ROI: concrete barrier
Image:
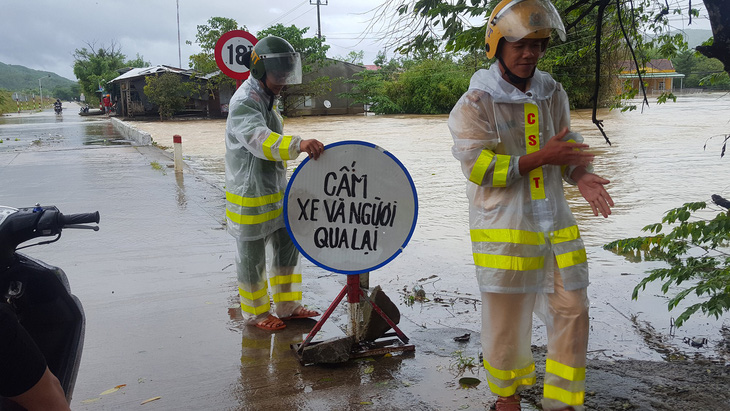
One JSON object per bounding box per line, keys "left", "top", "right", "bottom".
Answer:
{"left": 111, "top": 117, "right": 152, "bottom": 146}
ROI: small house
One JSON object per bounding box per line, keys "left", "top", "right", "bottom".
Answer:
{"left": 108, "top": 65, "right": 208, "bottom": 118}
{"left": 213, "top": 58, "right": 368, "bottom": 117}
{"left": 618, "top": 59, "right": 685, "bottom": 93}
{"left": 287, "top": 58, "right": 367, "bottom": 116}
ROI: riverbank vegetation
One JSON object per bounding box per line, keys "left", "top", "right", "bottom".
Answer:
{"left": 605, "top": 198, "right": 730, "bottom": 327}
{"left": 0, "top": 89, "right": 36, "bottom": 114}
{"left": 72, "top": 41, "right": 149, "bottom": 108}
{"left": 674, "top": 47, "right": 730, "bottom": 89}
{"left": 143, "top": 73, "right": 195, "bottom": 120}
{"left": 0, "top": 90, "right": 13, "bottom": 114}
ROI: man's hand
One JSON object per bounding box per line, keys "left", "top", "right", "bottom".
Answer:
{"left": 300, "top": 139, "right": 325, "bottom": 160}
{"left": 575, "top": 171, "right": 613, "bottom": 218}
{"left": 518, "top": 127, "right": 594, "bottom": 175}
{"left": 541, "top": 127, "right": 594, "bottom": 167}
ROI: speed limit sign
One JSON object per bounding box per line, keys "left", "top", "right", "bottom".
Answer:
{"left": 214, "top": 30, "right": 258, "bottom": 80}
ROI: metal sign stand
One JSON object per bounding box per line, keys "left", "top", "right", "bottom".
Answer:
{"left": 285, "top": 142, "right": 419, "bottom": 364}
{"left": 292, "top": 273, "right": 414, "bottom": 363}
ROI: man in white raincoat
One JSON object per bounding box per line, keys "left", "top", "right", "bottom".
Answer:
{"left": 448, "top": 1, "right": 614, "bottom": 410}
{"left": 225, "top": 36, "right": 324, "bottom": 331}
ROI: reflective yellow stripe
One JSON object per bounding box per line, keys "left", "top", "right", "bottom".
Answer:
{"left": 279, "top": 135, "right": 293, "bottom": 160}
{"left": 471, "top": 229, "right": 545, "bottom": 245}
{"left": 474, "top": 253, "right": 544, "bottom": 271}
{"left": 487, "top": 377, "right": 537, "bottom": 397}
{"left": 493, "top": 154, "right": 510, "bottom": 187}
{"left": 269, "top": 274, "right": 302, "bottom": 286}
{"left": 550, "top": 225, "right": 580, "bottom": 244}
{"left": 272, "top": 291, "right": 302, "bottom": 303}
{"left": 469, "top": 150, "right": 495, "bottom": 185}
{"left": 546, "top": 358, "right": 586, "bottom": 381}
{"left": 555, "top": 248, "right": 587, "bottom": 268}
{"left": 242, "top": 339, "right": 272, "bottom": 350}
{"left": 226, "top": 207, "right": 282, "bottom": 226}
{"left": 484, "top": 360, "right": 535, "bottom": 381}
{"left": 527, "top": 169, "right": 545, "bottom": 197}
{"left": 226, "top": 190, "right": 284, "bottom": 208}
{"left": 528, "top": 168, "right": 545, "bottom": 200}
{"left": 240, "top": 301, "right": 270, "bottom": 315}
{"left": 238, "top": 286, "right": 269, "bottom": 301}
{"left": 262, "top": 132, "right": 279, "bottom": 160}
{"left": 524, "top": 104, "right": 539, "bottom": 153}
{"left": 274, "top": 340, "right": 294, "bottom": 351}
{"left": 524, "top": 103, "right": 545, "bottom": 200}
{"left": 543, "top": 384, "right": 584, "bottom": 406}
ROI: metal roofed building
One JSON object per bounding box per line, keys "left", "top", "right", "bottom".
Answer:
{"left": 619, "top": 59, "right": 686, "bottom": 94}
{"left": 109, "top": 65, "right": 207, "bottom": 118}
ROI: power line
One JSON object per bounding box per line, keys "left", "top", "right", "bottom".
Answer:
{"left": 283, "top": 7, "right": 315, "bottom": 28}
{"left": 263, "top": 0, "right": 309, "bottom": 28}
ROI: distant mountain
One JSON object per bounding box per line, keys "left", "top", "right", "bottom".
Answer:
{"left": 674, "top": 29, "right": 713, "bottom": 49}
{"left": 0, "top": 62, "right": 76, "bottom": 92}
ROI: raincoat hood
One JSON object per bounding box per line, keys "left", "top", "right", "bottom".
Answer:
{"left": 468, "top": 63, "right": 558, "bottom": 104}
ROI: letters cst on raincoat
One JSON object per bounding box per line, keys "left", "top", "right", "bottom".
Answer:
{"left": 448, "top": 64, "right": 590, "bottom": 294}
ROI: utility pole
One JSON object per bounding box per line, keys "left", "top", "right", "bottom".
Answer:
{"left": 177, "top": 0, "right": 182, "bottom": 68}
{"left": 38, "top": 74, "right": 50, "bottom": 110}
{"left": 309, "top": 0, "right": 328, "bottom": 39}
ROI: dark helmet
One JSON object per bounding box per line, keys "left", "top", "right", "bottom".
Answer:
{"left": 249, "top": 36, "right": 302, "bottom": 85}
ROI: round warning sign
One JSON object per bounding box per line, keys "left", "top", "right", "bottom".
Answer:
{"left": 284, "top": 141, "right": 418, "bottom": 275}
{"left": 214, "top": 30, "right": 257, "bottom": 80}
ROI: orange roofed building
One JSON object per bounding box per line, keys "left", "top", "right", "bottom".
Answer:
{"left": 618, "top": 59, "right": 685, "bottom": 93}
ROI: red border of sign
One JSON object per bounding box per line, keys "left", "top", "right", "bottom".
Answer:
{"left": 214, "top": 30, "right": 258, "bottom": 80}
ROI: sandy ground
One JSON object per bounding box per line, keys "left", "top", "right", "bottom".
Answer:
{"left": 123, "top": 116, "right": 730, "bottom": 410}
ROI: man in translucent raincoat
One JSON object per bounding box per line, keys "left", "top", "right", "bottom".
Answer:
{"left": 448, "top": 1, "right": 613, "bottom": 410}
{"left": 225, "top": 36, "right": 324, "bottom": 331}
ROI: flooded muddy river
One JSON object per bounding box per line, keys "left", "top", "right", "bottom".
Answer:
{"left": 134, "top": 92, "right": 730, "bottom": 364}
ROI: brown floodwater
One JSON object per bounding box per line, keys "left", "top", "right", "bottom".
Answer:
{"left": 138, "top": 91, "right": 730, "bottom": 362}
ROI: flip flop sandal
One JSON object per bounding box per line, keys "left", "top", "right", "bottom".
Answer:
{"left": 281, "top": 308, "right": 320, "bottom": 320}
{"left": 254, "top": 317, "right": 286, "bottom": 331}
{"left": 490, "top": 395, "right": 521, "bottom": 411}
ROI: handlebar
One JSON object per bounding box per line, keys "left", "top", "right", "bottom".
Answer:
{"left": 0, "top": 205, "right": 100, "bottom": 263}
{"left": 61, "top": 212, "right": 100, "bottom": 226}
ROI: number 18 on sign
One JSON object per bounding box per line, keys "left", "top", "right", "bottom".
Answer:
{"left": 214, "top": 30, "right": 258, "bottom": 81}
{"left": 284, "top": 141, "right": 418, "bottom": 275}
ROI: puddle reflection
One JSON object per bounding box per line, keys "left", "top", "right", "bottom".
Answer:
{"left": 0, "top": 109, "right": 129, "bottom": 150}
{"left": 227, "top": 305, "right": 421, "bottom": 408}
{"left": 175, "top": 172, "right": 187, "bottom": 209}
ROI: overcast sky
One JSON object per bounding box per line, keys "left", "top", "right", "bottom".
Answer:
{"left": 1, "top": 0, "right": 712, "bottom": 82}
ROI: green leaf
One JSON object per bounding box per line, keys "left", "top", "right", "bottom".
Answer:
{"left": 458, "top": 377, "right": 481, "bottom": 388}
{"left": 608, "top": 200, "right": 730, "bottom": 326}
